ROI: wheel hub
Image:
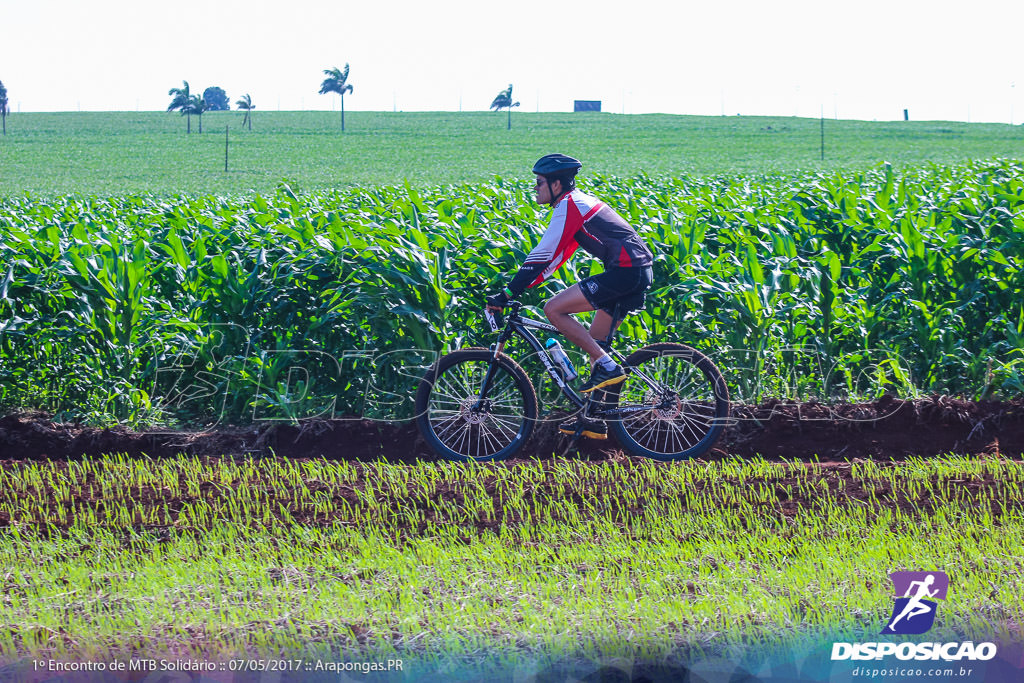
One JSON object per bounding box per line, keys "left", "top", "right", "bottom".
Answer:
{"left": 648, "top": 392, "right": 682, "bottom": 421}
{"left": 459, "top": 399, "right": 491, "bottom": 425}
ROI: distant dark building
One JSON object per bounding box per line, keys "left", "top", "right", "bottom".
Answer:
{"left": 574, "top": 100, "right": 601, "bottom": 112}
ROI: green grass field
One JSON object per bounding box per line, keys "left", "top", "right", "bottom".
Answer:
{"left": 1, "top": 111, "right": 1021, "bottom": 196}
{"left": 1, "top": 456, "right": 1020, "bottom": 665}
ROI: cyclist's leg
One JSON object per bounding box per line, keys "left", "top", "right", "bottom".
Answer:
{"left": 543, "top": 285, "right": 605, "bottom": 363}
{"left": 554, "top": 267, "right": 648, "bottom": 362}
{"left": 588, "top": 309, "right": 625, "bottom": 346}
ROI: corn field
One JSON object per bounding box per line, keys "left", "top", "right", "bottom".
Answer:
{"left": 1, "top": 159, "right": 1023, "bottom": 426}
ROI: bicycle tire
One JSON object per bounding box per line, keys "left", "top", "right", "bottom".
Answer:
{"left": 415, "top": 348, "right": 538, "bottom": 462}
{"left": 605, "top": 342, "right": 730, "bottom": 460}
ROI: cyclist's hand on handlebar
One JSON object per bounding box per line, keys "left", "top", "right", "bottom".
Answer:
{"left": 486, "top": 291, "right": 511, "bottom": 311}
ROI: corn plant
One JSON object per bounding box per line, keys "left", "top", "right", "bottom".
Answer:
{"left": 2, "top": 161, "right": 1023, "bottom": 425}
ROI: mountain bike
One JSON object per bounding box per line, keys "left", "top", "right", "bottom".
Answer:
{"left": 414, "top": 301, "right": 730, "bottom": 462}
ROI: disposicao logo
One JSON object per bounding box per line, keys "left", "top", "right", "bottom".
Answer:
{"left": 881, "top": 570, "right": 948, "bottom": 635}
{"left": 831, "top": 570, "right": 998, "bottom": 663}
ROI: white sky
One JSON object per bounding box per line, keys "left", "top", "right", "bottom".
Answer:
{"left": 2, "top": 0, "right": 1022, "bottom": 123}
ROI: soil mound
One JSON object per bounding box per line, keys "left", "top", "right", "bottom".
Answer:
{"left": 1, "top": 396, "right": 1022, "bottom": 462}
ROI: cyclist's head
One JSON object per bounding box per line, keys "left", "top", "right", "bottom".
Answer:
{"left": 532, "top": 153, "right": 582, "bottom": 205}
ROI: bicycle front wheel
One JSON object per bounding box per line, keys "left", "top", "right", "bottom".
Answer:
{"left": 415, "top": 349, "right": 537, "bottom": 462}
{"left": 606, "top": 343, "right": 730, "bottom": 460}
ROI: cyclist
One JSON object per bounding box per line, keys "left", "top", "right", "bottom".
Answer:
{"left": 486, "top": 153, "right": 654, "bottom": 440}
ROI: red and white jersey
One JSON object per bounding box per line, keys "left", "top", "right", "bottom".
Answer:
{"left": 522, "top": 189, "right": 654, "bottom": 288}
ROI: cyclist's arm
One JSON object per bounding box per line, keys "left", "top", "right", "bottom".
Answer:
{"left": 504, "top": 200, "right": 577, "bottom": 298}
{"left": 504, "top": 262, "right": 548, "bottom": 299}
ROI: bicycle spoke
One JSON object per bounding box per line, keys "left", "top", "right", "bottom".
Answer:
{"left": 432, "top": 412, "right": 467, "bottom": 440}
{"left": 626, "top": 415, "right": 662, "bottom": 446}
{"left": 486, "top": 412, "right": 522, "bottom": 435}
{"left": 478, "top": 423, "right": 504, "bottom": 456}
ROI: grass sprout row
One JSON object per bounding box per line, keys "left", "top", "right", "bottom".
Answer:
{"left": 0, "top": 455, "right": 1021, "bottom": 661}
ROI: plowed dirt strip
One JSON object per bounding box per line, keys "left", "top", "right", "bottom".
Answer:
{"left": 1, "top": 456, "right": 1022, "bottom": 534}
{"left": 2, "top": 396, "right": 1023, "bottom": 461}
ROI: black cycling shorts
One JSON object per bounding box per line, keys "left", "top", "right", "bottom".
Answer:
{"left": 578, "top": 266, "right": 653, "bottom": 317}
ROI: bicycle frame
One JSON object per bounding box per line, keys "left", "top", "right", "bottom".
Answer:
{"left": 479, "top": 303, "right": 671, "bottom": 418}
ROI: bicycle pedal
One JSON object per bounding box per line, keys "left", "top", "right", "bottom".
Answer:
{"left": 559, "top": 424, "right": 587, "bottom": 439}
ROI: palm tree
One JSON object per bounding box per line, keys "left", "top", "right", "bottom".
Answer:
{"left": 189, "top": 94, "right": 208, "bottom": 133}
{"left": 0, "top": 81, "right": 8, "bottom": 136}
{"left": 490, "top": 84, "right": 520, "bottom": 130}
{"left": 319, "top": 64, "right": 354, "bottom": 131}
{"left": 167, "top": 80, "right": 193, "bottom": 133}
{"left": 236, "top": 93, "right": 254, "bottom": 131}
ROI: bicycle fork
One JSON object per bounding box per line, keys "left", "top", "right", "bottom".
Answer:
{"left": 472, "top": 334, "right": 512, "bottom": 411}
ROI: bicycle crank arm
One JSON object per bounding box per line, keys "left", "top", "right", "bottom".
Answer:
{"left": 593, "top": 396, "right": 679, "bottom": 418}
{"left": 593, "top": 405, "right": 655, "bottom": 418}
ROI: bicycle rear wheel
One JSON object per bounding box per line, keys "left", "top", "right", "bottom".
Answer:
{"left": 605, "top": 343, "right": 730, "bottom": 460}
{"left": 415, "top": 349, "right": 537, "bottom": 462}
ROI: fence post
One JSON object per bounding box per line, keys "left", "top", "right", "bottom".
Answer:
{"left": 820, "top": 107, "right": 825, "bottom": 161}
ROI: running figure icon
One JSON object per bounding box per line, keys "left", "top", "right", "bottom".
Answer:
{"left": 887, "top": 574, "right": 938, "bottom": 631}
{"left": 882, "top": 571, "right": 949, "bottom": 635}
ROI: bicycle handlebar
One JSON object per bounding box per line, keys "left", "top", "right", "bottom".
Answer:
{"left": 484, "top": 300, "right": 524, "bottom": 332}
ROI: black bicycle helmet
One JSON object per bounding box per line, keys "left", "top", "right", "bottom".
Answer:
{"left": 532, "top": 153, "right": 583, "bottom": 176}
